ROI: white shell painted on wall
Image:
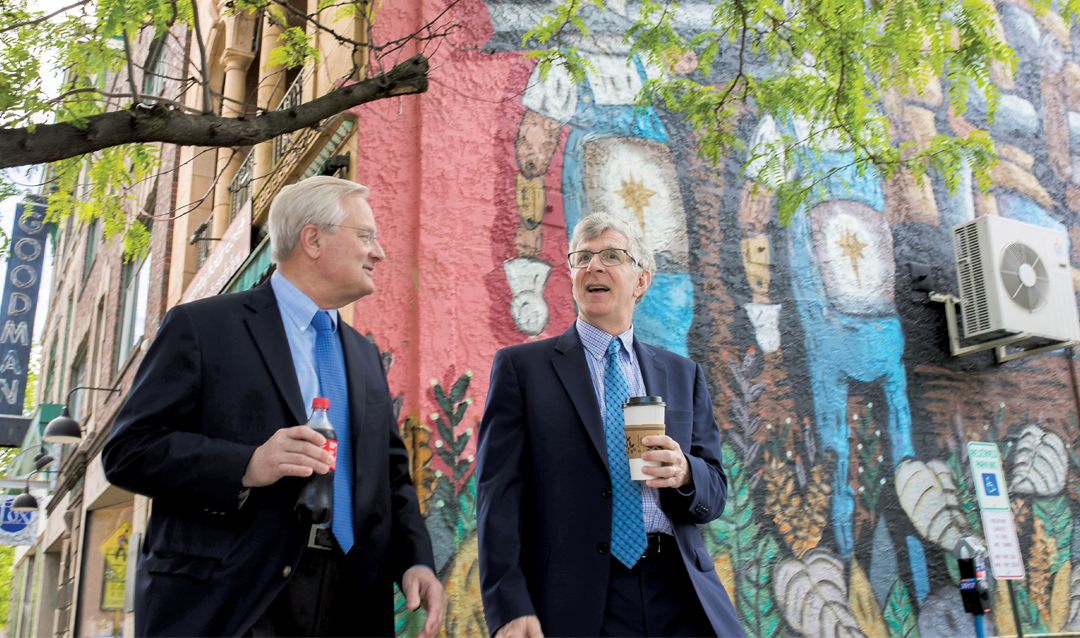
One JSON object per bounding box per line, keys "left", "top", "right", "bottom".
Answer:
{"left": 895, "top": 458, "right": 970, "bottom": 551}
{"left": 1009, "top": 423, "right": 1068, "bottom": 496}
{"left": 773, "top": 548, "right": 867, "bottom": 638}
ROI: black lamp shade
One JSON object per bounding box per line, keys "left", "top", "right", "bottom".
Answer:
{"left": 11, "top": 491, "right": 37, "bottom": 512}
{"left": 43, "top": 407, "right": 81, "bottom": 444}
{"left": 33, "top": 453, "right": 54, "bottom": 471}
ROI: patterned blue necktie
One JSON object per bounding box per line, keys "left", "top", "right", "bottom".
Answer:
{"left": 311, "top": 310, "right": 354, "bottom": 554}
{"left": 603, "top": 338, "right": 647, "bottom": 568}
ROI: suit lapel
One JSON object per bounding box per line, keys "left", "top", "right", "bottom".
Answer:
{"left": 634, "top": 339, "right": 668, "bottom": 402}
{"left": 338, "top": 326, "right": 369, "bottom": 457}
{"left": 243, "top": 283, "right": 307, "bottom": 426}
{"left": 552, "top": 325, "right": 609, "bottom": 472}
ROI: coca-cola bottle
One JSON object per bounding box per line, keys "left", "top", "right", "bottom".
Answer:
{"left": 294, "top": 397, "right": 337, "bottom": 524}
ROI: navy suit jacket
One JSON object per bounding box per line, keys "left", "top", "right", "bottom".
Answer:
{"left": 476, "top": 324, "right": 745, "bottom": 637}
{"left": 102, "top": 281, "right": 433, "bottom": 637}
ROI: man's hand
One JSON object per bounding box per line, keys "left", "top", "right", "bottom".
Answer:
{"left": 241, "top": 426, "right": 333, "bottom": 488}
{"left": 402, "top": 566, "right": 447, "bottom": 638}
{"left": 495, "top": 615, "right": 544, "bottom": 638}
{"left": 641, "top": 435, "right": 692, "bottom": 489}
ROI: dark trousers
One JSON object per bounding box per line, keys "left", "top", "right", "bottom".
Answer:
{"left": 245, "top": 532, "right": 359, "bottom": 637}
{"left": 600, "top": 534, "right": 716, "bottom": 637}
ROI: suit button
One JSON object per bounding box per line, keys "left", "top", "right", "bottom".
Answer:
{"left": 601, "top": 488, "right": 612, "bottom": 499}
{"left": 282, "top": 565, "right": 292, "bottom": 578}
{"left": 597, "top": 542, "right": 609, "bottom": 554}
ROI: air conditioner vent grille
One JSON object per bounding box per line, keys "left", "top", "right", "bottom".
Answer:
{"left": 954, "top": 223, "right": 991, "bottom": 334}
{"left": 999, "top": 241, "right": 1050, "bottom": 311}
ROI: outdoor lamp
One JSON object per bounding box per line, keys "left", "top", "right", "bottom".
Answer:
{"left": 43, "top": 386, "right": 121, "bottom": 444}
{"left": 11, "top": 485, "right": 37, "bottom": 512}
{"left": 33, "top": 448, "right": 54, "bottom": 471}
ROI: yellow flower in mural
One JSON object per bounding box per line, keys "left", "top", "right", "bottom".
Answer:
{"left": 615, "top": 171, "right": 657, "bottom": 231}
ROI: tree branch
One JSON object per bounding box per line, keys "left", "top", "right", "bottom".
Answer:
{"left": 0, "top": 54, "right": 429, "bottom": 169}
{"left": 0, "top": 0, "right": 91, "bottom": 34}
{"left": 122, "top": 30, "right": 143, "bottom": 105}
{"left": 189, "top": 0, "right": 213, "bottom": 114}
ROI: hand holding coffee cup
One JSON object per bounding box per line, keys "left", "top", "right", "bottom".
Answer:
{"left": 640, "top": 435, "right": 691, "bottom": 489}
{"left": 622, "top": 396, "right": 691, "bottom": 488}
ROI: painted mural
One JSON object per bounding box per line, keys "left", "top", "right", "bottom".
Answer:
{"left": 361, "top": 0, "right": 1080, "bottom": 635}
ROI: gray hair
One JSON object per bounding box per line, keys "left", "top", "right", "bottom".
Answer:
{"left": 269, "top": 176, "right": 370, "bottom": 263}
{"left": 568, "top": 213, "right": 656, "bottom": 276}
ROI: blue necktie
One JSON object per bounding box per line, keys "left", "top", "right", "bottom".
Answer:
{"left": 603, "top": 338, "right": 647, "bottom": 568}
{"left": 311, "top": 310, "right": 354, "bottom": 554}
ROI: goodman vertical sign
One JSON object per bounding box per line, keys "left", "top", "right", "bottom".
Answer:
{"left": 0, "top": 197, "right": 49, "bottom": 445}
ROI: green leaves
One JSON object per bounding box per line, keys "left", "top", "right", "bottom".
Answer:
{"left": 705, "top": 442, "right": 755, "bottom": 556}
{"left": 883, "top": 579, "right": 921, "bottom": 638}
{"left": 44, "top": 144, "right": 159, "bottom": 261}
{"left": 740, "top": 534, "right": 783, "bottom": 638}
{"left": 527, "top": 0, "right": 1024, "bottom": 221}
{"left": 703, "top": 443, "right": 785, "bottom": 638}
{"left": 266, "top": 26, "right": 321, "bottom": 70}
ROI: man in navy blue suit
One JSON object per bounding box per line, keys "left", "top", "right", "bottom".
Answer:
{"left": 476, "top": 213, "right": 745, "bottom": 637}
{"left": 103, "top": 177, "right": 445, "bottom": 637}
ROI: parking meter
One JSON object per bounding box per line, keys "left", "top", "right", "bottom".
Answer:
{"left": 954, "top": 537, "right": 991, "bottom": 637}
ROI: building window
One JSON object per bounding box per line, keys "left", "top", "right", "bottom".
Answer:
{"left": 44, "top": 341, "right": 56, "bottom": 403}
{"left": 117, "top": 244, "right": 151, "bottom": 368}
{"left": 83, "top": 216, "right": 99, "bottom": 281}
{"left": 70, "top": 345, "right": 86, "bottom": 421}
{"left": 142, "top": 37, "right": 168, "bottom": 100}
{"left": 80, "top": 503, "right": 133, "bottom": 637}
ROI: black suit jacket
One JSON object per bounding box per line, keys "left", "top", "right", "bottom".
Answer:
{"left": 476, "top": 324, "right": 745, "bottom": 637}
{"left": 103, "top": 281, "right": 433, "bottom": 637}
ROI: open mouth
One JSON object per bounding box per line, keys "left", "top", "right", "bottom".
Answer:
{"left": 586, "top": 284, "right": 610, "bottom": 293}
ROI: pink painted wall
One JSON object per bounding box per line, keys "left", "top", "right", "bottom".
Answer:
{"left": 353, "top": 0, "right": 574, "bottom": 474}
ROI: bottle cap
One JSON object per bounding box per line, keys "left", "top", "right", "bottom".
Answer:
{"left": 312, "top": 397, "right": 330, "bottom": 410}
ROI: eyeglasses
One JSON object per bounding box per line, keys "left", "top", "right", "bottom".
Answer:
{"left": 326, "top": 224, "right": 377, "bottom": 246}
{"left": 567, "top": 249, "right": 637, "bottom": 269}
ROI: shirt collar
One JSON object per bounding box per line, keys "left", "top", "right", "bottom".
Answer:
{"left": 576, "top": 318, "right": 634, "bottom": 360}
{"left": 271, "top": 270, "right": 338, "bottom": 333}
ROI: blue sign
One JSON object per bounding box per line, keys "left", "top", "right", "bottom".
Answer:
{"left": 0, "top": 496, "right": 37, "bottom": 545}
{"left": 0, "top": 197, "right": 49, "bottom": 416}
{"left": 982, "top": 473, "right": 1001, "bottom": 497}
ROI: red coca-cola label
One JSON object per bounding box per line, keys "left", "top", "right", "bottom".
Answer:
{"left": 323, "top": 439, "right": 337, "bottom": 471}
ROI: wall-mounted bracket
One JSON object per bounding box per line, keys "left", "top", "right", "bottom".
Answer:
{"left": 929, "top": 293, "right": 1078, "bottom": 363}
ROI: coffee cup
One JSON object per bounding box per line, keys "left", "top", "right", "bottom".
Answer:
{"left": 622, "top": 396, "right": 665, "bottom": 481}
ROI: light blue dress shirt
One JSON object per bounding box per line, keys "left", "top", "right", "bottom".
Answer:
{"left": 269, "top": 272, "right": 435, "bottom": 574}
{"left": 271, "top": 271, "right": 339, "bottom": 419}
{"left": 576, "top": 319, "right": 674, "bottom": 535}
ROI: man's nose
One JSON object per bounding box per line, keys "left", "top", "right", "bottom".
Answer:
{"left": 371, "top": 239, "right": 386, "bottom": 261}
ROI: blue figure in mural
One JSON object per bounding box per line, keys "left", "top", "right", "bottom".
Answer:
{"left": 740, "top": 116, "right": 916, "bottom": 558}
{"left": 498, "top": 5, "right": 696, "bottom": 356}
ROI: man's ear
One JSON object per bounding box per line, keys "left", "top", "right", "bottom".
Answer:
{"left": 297, "top": 224, "right": 322, "bottom": 259}
{"left": 634, "top": 269, "right": 652, "bottom": 299}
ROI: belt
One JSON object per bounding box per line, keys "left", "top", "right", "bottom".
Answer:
{"left": 642, "top": 533, "right": 676, "bottom": 559}
{"left": 307, "top": 525, "right": 335, "bottom": 551}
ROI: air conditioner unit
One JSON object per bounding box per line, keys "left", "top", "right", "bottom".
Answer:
{"left": 952, "top": 215, "right": 1080, "bottom": 349}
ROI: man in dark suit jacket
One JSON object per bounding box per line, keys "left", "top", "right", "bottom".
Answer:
{"left": 103, "top": 176, "right": 445, "bottom": 637}
{"left": 476, "top": 213, "right": 745, "bottom": 637}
